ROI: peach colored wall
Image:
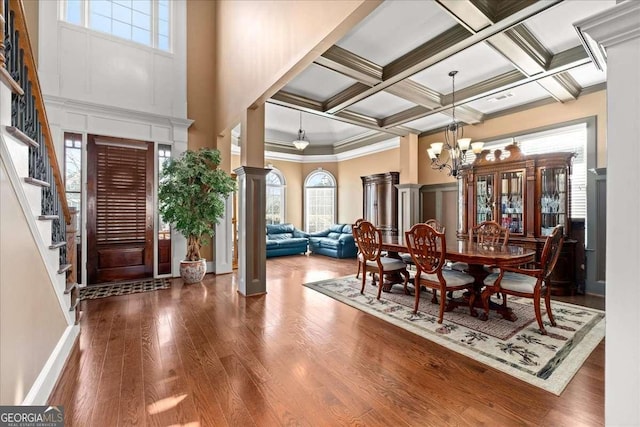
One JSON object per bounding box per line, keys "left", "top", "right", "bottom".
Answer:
{"left": 214, "top": 0, "right": 380, "bottom": 134}
{"left": 337, "top": 149, "right": 401, "bottom": 224}
{"left": 419, "top": 90, "right": 607, "bottom": 185}
{"left": 0, "top": 164, "right": 67, "bottom": 405}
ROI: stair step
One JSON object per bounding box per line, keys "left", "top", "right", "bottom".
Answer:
{"left": 6, "top": 126, "right": 38, "bottom": 148}
{"left": 58, "top": 264, "right": 72, "bottom": 274}
{"left": 23, "top": 177, "right": 50, "bottom": 188}
{"left": 38, "top": 215, "right": 58, "bottom": 221}
{"left": 64, "top": 282, "right": 77, "bottom": 294}
{"left": 49, "top": 241, "right": 67, "bottom": 250}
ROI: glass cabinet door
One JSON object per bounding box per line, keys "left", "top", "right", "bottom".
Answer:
{"left": 475, "top": 174, "right": 494, "bottom": 224}
{"left": 540, "top": 167, "right": 567, "bottom": 236}
{"left": 500, "top": 171, "right": 524, "bottom": 234}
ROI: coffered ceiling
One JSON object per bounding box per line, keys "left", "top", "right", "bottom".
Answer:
{"left": 258, "top": 0, "right": 614, "bottom": 154}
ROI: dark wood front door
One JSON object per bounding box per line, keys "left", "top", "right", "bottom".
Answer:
{"left": 87, "top": 135, "right": 154, "bottom": 284}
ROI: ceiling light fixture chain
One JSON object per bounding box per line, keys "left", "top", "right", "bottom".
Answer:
{"left": 292, "top": 110, "right": 310, "bottom": 151}
{"left": 427, "top": 70, "right": 484, "bottom": 178}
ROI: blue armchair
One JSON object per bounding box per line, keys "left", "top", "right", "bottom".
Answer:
{"left": 266, "top": 223, "right": 309, "bottom": 258}
{"left": 308, "top": 224, "right": 358, "bottom": 258}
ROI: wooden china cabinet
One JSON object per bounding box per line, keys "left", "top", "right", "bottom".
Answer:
{"left": 458, "top": 144, "right": 577, "bottom": 295}
{"left": 361, "top": 172, "right": 399, "bottom": 236}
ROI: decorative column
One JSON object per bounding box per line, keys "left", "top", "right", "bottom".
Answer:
{"left": 234, "top": 104, "right": 268, "bottom": 296}
{"left": 576, "top": 2, "right": 640, "bottom": 424}
{"left": 396, "top": 184, "right": 422, "bottom": 236}
{"left": 397, "top": 133, "right": 422, "bottom": 235}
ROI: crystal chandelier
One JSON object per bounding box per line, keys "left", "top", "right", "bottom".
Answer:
{"left": 427, "top": 71, "right": 484, "bottom": 177}
{"left": 292, "top": 111, "right": 310, "bottom": 151}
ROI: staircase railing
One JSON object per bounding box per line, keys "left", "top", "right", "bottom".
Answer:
{"left": 1, "top": 0, "right": 78, "bottom": 322}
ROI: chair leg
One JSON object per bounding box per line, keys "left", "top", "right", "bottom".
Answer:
{"left": 360, "top": 266, "right": 367, "bottom": 294}
{"left": 437, "top": 287, "right": 446, "bottom": 323}
{"left": 533, "top": 292, "right": 547, "bottom": 335}
{"left": 376, "top": 272, "right": 383, "bottom": 300}
{"left": 480, "top": 288, "right": 492, "bottom": 321}
{"left": 544, "top": 285, "right": 556, "bottom": 326}
{"left": 467, "top": 288, "right": 476, "bottom": 317}
{"left": 401, "top": 270, "right": 410, "bottom": 295}
{"left": 431, "top": 289, "right": 438, "bottom": 304}
{"left": 356, "top": 261, "right": 361, "bottom": 279}
{"left": 414, "top": 281, "right": 421, "bottom": 314}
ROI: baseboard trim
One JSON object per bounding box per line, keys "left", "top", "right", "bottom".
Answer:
{"left": 21, "top": 324, "right": 80, "bottom": 405}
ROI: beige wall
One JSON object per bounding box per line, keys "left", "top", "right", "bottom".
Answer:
{"left": 0, "top": 164, "right": 67, "bottom": 405}
{"left": 214, "top": 0, "right": 379, "bottom": 134}
{"left": 337, "top": 149, "right": 401, "bottom": 224}
{"left": 186, "top": 0, "right": 217, "bottom": 260}
{"left": 419, "top": 90, "right": 607, "bottom": 185}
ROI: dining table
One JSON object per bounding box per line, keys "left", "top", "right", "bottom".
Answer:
{"left": 380, "top": 235, "right": 536, "bottom": 320}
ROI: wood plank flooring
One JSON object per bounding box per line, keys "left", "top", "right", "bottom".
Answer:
{"left": 49, "top": 254, "right": 604, "bottom": 426}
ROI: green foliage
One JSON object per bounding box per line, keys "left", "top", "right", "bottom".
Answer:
{"left": 158, "top": 148, "right": 236, "bottom": 261}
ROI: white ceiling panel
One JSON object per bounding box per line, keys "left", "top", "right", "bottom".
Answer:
{"left": 265, "top": 103, "right": 369, "bottom": 144}
{"left": 347, "top": 91, "right": 416, "bottom": 119}
{"left": 568, "top": 63, "right": 606, "bottom": 88}
{"left": 282, "top": 63, "right": 358, "bottom": 101}
{"left": 525, "top": 1, "right": 616, "bottom": 54}
{"left": 409, "top": 42, "right": 516, "bottom": 93}
{"left": 336, "top": 0, "right": 457, "bottom": 66}
{"left": 466, "top": 82, "right": 551, "bottom": 115}
{"left": 403, "top": 113, "right": 452, "bottom": 133}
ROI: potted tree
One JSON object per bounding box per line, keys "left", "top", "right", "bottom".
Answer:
{"left": 158, "top": 148, "right": 236, "bottom": 283}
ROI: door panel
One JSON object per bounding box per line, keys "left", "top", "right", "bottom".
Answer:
{"left": 87, "top": 136, "right": 154, "bottom": 284}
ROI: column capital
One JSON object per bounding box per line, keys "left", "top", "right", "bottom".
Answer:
{"left": 233, "top": 166, "right": 270, "bottom": 177}
{"left": 395, "top": 183, "right": 423, "bottom": 191}
{"left": 575, "top": 1, "right": 640, "bottom": 49}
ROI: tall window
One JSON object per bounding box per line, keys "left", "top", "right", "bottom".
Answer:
{"left": 158, "top": 145, "right": 171, "bottom": 239}
{"left": 62, "top": 0, "right": 171, "bottom": 51}
{"left": 64, "top": 133, "right": 83, "bottom": 237}
{"left": 305, "top": 169, "right": 336, "bottom": 233}
{"left": 266, "top": 169, "right": 285, "bottom": 225}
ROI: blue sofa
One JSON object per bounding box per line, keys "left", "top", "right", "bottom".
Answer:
{"left": 308, "top": 224, "right": 358, "bottom": 258}
{"left": 266, "top": 223, "right": 309, "bottom": 258}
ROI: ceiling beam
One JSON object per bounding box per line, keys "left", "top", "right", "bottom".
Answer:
{"left": 269, "top": 92, "right": 408, "bottom": 136}
{"left": 385, "top": 80, "right": 442, "bottom": 109}
{"left": 379, "top": 45, "right": 589, "bottom": 128}
{"left": 435, "top": 0, "right": 494, "bottom": 33}
{"left": 487, "top": 25, "right": 550, "bottom": 76}
{"left": 536, "top": 71, "right": 581, "bottom": 102}
{"left": 323, "top": 0, "right": 562, "bottom": 114}
{"left": 314, "top": 45, "right": 382, "bottom": 86}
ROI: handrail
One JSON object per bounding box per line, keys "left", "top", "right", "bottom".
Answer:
{"left": 5, "top": 0, "right": 70, "bottom": 225}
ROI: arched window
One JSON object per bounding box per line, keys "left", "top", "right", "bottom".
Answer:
{"left": 266, "top": 168, "right": 285, "bottom": 225}
{"left": 305, "top": 169, "right": 336, "bottom": 233}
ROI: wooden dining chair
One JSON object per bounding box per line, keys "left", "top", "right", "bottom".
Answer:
{"left": 480, "top": 225, "right": 564, "bottom": 334}
{"left": 405, "top": 223, "right": 475, "bottom": 323}
{"left": 352, "top": 220, "right": 409, "bottom": 299}
{"left": 451, "top": 220, "right": 510, "bottom": 273}
{"left": 401, "top": 219, "right": 445, "bottom": 269}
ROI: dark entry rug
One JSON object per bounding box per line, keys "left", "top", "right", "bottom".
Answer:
{"left": 80, "top": 278, "right": 170, "bottom": 300}
{"left": 304, "top": 274, "right": 604, "bottom": 395}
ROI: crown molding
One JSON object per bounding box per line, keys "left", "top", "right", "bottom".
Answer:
{"left": 574, "top": 0, "right": 640, "bottom": 49}
{"left": 43, "top": 95, "right": 194, "bottom": 128}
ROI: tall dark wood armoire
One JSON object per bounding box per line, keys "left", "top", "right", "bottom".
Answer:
{"left": 361, "top": 172, "right": 399, "bottom": 236}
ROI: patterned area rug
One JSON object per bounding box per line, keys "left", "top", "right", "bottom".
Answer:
{"left": 80, "top": 278, "right": 171, "bottom": 300}
{"left": 303, "top": 275, "right": 605, "bottom": 395}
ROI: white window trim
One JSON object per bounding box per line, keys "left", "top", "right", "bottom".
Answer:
{"left": 304, "top": 169, "right": 337, "bottom": 232}
{"left": 266, "top": 168, "right": 286, "bottom": 225}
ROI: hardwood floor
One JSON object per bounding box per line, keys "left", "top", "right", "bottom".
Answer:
{"left": 49, "top": 254, "right": 604, "bottom": 426}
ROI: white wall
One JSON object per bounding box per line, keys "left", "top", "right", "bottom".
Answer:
{"left": 37, "top": 1, "right": 191, "bottom": 282}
